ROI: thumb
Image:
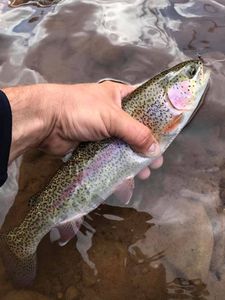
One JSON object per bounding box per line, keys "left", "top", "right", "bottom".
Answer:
{"left": 110, "top": 109, "right": 160, "bottom": 156}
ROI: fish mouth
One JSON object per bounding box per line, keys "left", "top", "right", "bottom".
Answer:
{"left": 202, "top": 68, "right": 210, "bottom": 86}
{"left": 185, "top": 68, "right": 210, "bottom": 125}
{"left": 194, "top": 67, "right": 210, "bottom": 112}
{"left": 193, "top": 75, "right": 210, "bottom": 114}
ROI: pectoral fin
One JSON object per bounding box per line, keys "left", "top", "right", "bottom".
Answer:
{"left": 50, "top": 217, "right": 83, "bottom": 246}
{"left": 114, "top": 178, "right": 135, "bottom": 205}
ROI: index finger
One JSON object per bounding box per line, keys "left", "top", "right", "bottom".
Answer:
{"left": 100, "top": 80, "right": 136, "bottom": 100}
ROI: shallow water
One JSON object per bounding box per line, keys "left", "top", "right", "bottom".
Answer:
{"left": 0, "top": 0, "right": 225, "bottom": 299}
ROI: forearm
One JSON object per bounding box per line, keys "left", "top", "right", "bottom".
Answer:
{"left": 2, "top": 84, "right": 55, "bottom": 163}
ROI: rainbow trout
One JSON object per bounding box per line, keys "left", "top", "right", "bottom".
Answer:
{"left": 0, "top": 60, "right": 210, "bottom": 286}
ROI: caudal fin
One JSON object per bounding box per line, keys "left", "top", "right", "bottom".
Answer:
{"left": 0, "top": 233, "right": 37, "bottom": 287}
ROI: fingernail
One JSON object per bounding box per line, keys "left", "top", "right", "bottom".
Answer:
{"left": 147, "top": 142, "right": 160, "bottom": 156}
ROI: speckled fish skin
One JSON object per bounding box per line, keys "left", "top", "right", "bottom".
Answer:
{"left": 0, "top": 60, "right": 210, "bottom": 286}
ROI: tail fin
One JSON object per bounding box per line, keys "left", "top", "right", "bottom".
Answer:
{"left": 0, "top": 233, "right": 37, "bottom": 287}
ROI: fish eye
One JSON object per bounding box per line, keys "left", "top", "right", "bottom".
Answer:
{"left": 186, "top": 65, "right": 198, "bottom": 78}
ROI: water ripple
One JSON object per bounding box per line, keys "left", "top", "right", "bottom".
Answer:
{"left": 0, "top": 1, "right": 225, "bottom": 299}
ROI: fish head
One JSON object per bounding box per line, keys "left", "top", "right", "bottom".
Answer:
{"left": 122, "top": 59, "right": 210, "bottom": 153}
{"left": 148, "top": 60, "right": 210, "bottom": 151}
{"left": 165, "top": 59, "right": 210, "bottom": 112}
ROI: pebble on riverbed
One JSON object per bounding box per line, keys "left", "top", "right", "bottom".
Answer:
{"left": 64, "top": 286, "right": 79, "bottom": 300}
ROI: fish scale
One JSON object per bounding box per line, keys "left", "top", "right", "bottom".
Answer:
{"left": 0, "top": 60, "right": 210, "bottom": 286}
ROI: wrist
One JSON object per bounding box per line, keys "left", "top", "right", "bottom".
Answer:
{"left": 3, "top": 85, "right": 51, "bottom": 163}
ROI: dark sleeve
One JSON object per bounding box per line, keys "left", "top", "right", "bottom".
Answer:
{"left": 0, "top": 90, "right": 12, "bottom": 187}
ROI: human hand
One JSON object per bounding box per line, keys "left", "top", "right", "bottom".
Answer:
{"left": 5, "top": 81, "right": 163, "bottom": 178}
{"left": 39, "top": 81, "right": 163, "bottom": 178}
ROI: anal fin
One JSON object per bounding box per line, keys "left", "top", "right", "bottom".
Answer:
{"left": 114, "top": 178, "right": 135, "bottom": 205}
{"left": 50, "top": 217, "right": 83, "bottom": 246}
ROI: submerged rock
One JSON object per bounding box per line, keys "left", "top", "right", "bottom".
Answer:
{"left": 64, "top": 286, "right": 79, "bottom": 300}
{"left": 132, "top": 192, "right": 214, "bottom": 282}
{"left": 2, "top": 290, "right": 52, "bottom": 300}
